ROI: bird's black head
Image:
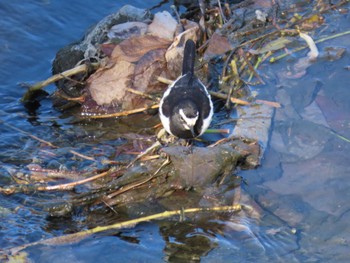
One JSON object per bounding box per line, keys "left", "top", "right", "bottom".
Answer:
{"left": 170, "top": 99, "right": 200, "bottom": 139}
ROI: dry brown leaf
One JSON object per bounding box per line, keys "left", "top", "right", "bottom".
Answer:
{"left": 133, "top": 48, "right": 167, "bottom": 93}
{"left": 88, "top": 35, "right": 172, "bottom": 108}
{"left": 112, "top": 35, "right": 171, "bottom": 62}
{"left": 87, "top": 60, "right": 135, "bottom": 106}
{"left": 165, "top": 21, "right": 200, "bottom": 79}
{"left": 100, "top": 43, "right": 117, "bottom": 57}
{"left": 123, "top": 49, "right": 168, "bottom": 109}
{"left": 203, "top": 32, "right": 232, "bottom": 60}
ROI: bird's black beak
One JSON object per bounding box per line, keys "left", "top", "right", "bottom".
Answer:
{"left": 190, "top": 126, "right": 196, "bottom": 138}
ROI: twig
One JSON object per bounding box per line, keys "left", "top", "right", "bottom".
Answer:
{"left": 84, "top": 104, "right": 160, "bottom": 119}
{"left": 107, "top": 156, "right": 169, "bottom": 199}
{"left": 255, "top": 99, "right": 281, "bottom": 108}
{"left": 217, "top": 0, "right": 227, "bottom": 24}
{"left": 238, "top": 48, "right": 265, "bottom": 85}
{"left": 21, "top": 62, "right": 100, "bottom": 102}
{"left": 58, "top": 73, "right": 85, "bottom": 86}
{"left": 126, "top": 141, "right": 162, "bottom": 168}
{"left": 205, "top": 129, "right": 230, "bottom": 134}
{"left": 329, "top": 129, "right": 350, "bottom": 143}
{"left": 0, "top": 169, "right": 116, "bottom": 195}
{"left": 1, "top": 120, "right": 96, "bottom": 162}
{"left": 208, "top": 91, "right": 250, "bottom": 105}
{"left": 208, "top": 137, "right": 230, "bottom": 147}
{"left": 221, "top": 48, "right": 238, "bottom": 79}
{"left": 55, "top": 90, "right": 85, "bottom": 102}
{"left": 1, "top": 121, "right": 56, "bottom": 148}
{"left": 28, "top": 167, "right": 87, "bottom": 181}
{"left": 157, "top": 76, "right": 173, "bottom": 85}
{"left": 248, "top": 54, "right": 273, "bottom": 82}
{"left": 4, "top": 204, "right": 241, "bottom": 256}
{"left": 70, "top": 150, "right": 96, "bottom": 162}
{"left": 126, "top": 88, "right": 159, "bottom": 101}
{"left": 36, "top": 168, "right": 115, "bottom": 191}
{"left": 225, "top": 59, "right": 241, "bottom": 109}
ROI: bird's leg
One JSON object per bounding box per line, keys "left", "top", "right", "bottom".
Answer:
{"left": 186, "top": 139, "right": 194, "bottom": 154}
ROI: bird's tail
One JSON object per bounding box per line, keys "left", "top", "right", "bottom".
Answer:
{"left": 182, "top": 39, "right": 196, "bottom": 76}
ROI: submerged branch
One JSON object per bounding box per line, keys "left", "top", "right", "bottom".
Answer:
{"left": 1, "top": 121, "right": 96, "bottom": 162}
{"left": 4, "top": 204, "right": 242, "bottom": 256}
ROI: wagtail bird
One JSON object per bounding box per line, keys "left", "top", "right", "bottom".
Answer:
{"left": 159, "top": 39, "right": 213, "bottom": 139}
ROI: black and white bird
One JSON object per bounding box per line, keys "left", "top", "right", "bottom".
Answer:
{"left": 159, "top": 39, "right": 213, "bottom": 139}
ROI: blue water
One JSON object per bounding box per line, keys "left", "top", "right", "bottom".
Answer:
{"left": 1, "top": 1, "right": 350, "bottom": 262}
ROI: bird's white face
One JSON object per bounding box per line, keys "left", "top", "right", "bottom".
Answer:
{"left": 179, "top": 109, "right": 198, "bottom": 131}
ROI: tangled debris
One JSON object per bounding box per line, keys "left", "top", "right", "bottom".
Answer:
{"left": 14, "top": 0, "right": 350, "bottom": 209}
{"left": 14, "top": 0, "right": 350, "bottom": 205}
{"left": 3, "top": 0, "right": 349, "bottom": 254}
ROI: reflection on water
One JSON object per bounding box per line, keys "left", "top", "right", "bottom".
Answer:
{"left": 1, "top": 0, "right": 350, "bottom": 262}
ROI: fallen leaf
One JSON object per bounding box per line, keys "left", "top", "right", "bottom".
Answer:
{"left": 125, "top": 48, "right": 168, "bottom": 109}
{"left": 249, "top": 37, "right": 292, "bottom": 55}
{"left": 87, "top": 60, "right": 135, "bottom": 106}
{"left": 112, "top": 35, "right": 171, "bottom": 62}
{"left": 203, "top": 32, "right": 232, "bottom": 60}
{"left": 100, "top": 43, "right": 117, "bottom": 57}
{"left": 165, "top": 21, "right": 200, "bottom": 79}
{"left": 133, "top": 48, "right": 167, "bottom": 93}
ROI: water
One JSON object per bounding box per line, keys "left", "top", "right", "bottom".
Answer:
{"left": 1, "top": 1, "right": 350, "bottom": 262}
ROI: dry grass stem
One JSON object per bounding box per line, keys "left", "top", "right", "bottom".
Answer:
{"left": 126, "top": 87, "right": 159, "bottom": 101}
{"left": 36, "top": 169, "right": 115, "bottom": 191}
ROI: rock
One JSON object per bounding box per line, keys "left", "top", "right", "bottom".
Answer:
{"left": 107, "top": 21, "right": 148, "bottom": 41}
{"left": 52, "top": 5, "right": 151, "bottom": 99}
{"left": 78, "top": 5, "right": 151, "bottom": 58}
{"left": 53, "top": 5, "right": 151, "bottom": 71}
{"left": 270, "top": 119, "right": 330, "bottom": 162}
{"left": 163, "top": 140, "right": 260, "bottom": 189}
{"left": 231, "top": 103, "right": 275, "bottom": 150}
